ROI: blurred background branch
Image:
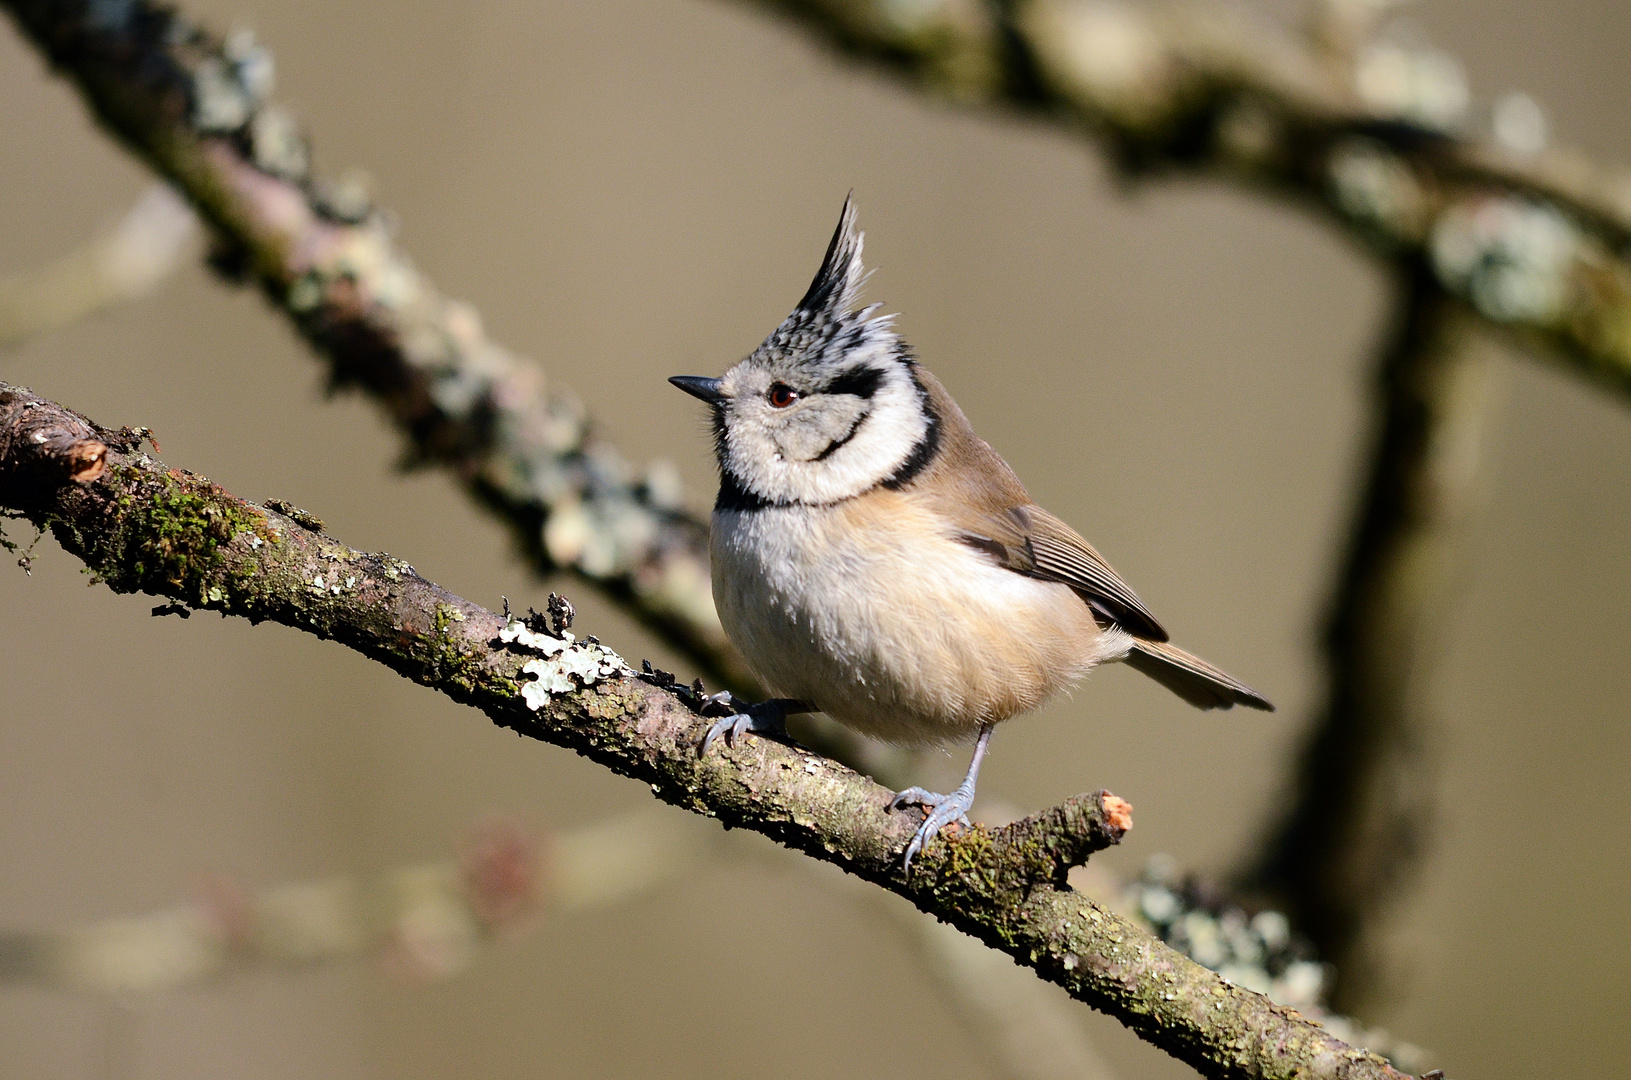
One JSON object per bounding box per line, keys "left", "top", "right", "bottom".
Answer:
{"left": 0, "top": 807, "right": 1126, "bottom": 1080}
{"left": 0, "top": 817, "right": 558, "bottom": 994}
{"left": 0, "top": 0, "right": 742, "bottom": 690}
{"left": 1090, "top": 856, "right": 1431, "bottom": 1074}
{"left": 0, "top": 182, "right": 194, "bottom": 347}
{"left": 745, "top": 0, "right": 1631, "bottom": 396}
{"left": 1244, "top": 265, "right": 1500, "bottom": 1012}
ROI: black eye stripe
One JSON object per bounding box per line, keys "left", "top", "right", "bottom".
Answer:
{"left": 822, "top": 365, "right": 885, "bottom": 399}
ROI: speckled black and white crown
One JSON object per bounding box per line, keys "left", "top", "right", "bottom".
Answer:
{"left": 752, "top": 195, "right": 902, "bottom": 378}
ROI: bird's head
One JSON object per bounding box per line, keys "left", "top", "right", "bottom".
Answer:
{"left": 670, "top": 197, "right": 933, "bottom": 509}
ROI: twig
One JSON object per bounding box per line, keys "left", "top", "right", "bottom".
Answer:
{"left": 0, "top": 381, "right": 1410, "bottom": 1080}
{"left": 0, "top": 183, "right": 196, "bottom": 347}
{"left": 0, "top": 812, "right": 716, "bottom": 994}
{"left": 0, "top": 818, "right": 552, "bottom": 992}
{"left": 0, "top": 0, "right": 747, "bottom": 689}
{"left": 740, "top": 0, "right": 1631, "bottom": 397}
{"left": 1243, "top": 264, "right": 1498, "bottom": 1012}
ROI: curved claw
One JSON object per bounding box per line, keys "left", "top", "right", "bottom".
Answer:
{"left": 699, "top": 712, "right": 753, "bottom": 756}
{"left": 890, "top": 786, "right": 940, "bottom": 811}
{"left": 890, "top": 786, "right": 975, "bottom": 872}
{"left": 697, "top": 702, "right": 789, "bottom": 757}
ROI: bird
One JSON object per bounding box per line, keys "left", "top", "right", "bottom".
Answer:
{"left": 670, "top": 197, "right": 1272, "bottom": 870}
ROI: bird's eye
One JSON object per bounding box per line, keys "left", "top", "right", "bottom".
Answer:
{"left": 767, "top": 383, "right": 799, "bottom": 409}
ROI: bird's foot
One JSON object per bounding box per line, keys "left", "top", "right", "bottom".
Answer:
{"left": 697, "top": 694, "right": 790, "bottom": 757}
{"left": 889, "top": 785, "right": 975, "bottom": 872}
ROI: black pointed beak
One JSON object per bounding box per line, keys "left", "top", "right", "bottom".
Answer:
{"left": 669, "top": 375, "right": 726, "bottom": 406}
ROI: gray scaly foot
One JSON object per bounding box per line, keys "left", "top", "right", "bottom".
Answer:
{"left": 697, "top": 694, "right": 807, "bottom": 756}
{"left": 888, "top": 724, "right": 994, "bottom": 872}
{"left": 889, "top": 785, "right": 976, "bottom": 872}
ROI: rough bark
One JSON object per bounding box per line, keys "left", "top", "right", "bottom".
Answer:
{"left": 0, "top": 382, "right": 1410, "bottom": 1080}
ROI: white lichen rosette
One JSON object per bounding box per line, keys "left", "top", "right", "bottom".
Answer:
{"left": 500, "top": 619, "right": 627, "bottom": 710}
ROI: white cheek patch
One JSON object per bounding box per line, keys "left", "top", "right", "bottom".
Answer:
{"left": 719, "top": 349, "right": 931, "bottom": 506}
{"left": 817, "top": 389, "right": 925, "bottom": 485}
{"left": 766, "top": 368, "right": 928, "bottom": 504}
{"left": 771, "top": 397, "right": 868, "bottom": 462}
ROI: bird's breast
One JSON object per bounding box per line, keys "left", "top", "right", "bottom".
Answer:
{"left": 710, "top": 491, "right": 1121, "bottom": 746}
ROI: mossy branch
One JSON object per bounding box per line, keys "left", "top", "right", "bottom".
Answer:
{"left": 0, "top": 0, "right": 749, "bottom": 690}
{"left": 0, "top": 382, "right": 1411, "bottom": 1080}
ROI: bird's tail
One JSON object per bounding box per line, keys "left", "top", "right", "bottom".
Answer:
{"left": 1122, "top": 638, "right": 1274, "bottom": 711}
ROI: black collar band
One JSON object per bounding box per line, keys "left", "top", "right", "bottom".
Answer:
{"left": 715, "top": 469, "right": 784, "bottom": 513}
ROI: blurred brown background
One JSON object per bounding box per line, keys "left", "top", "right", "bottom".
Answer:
{"left": 2, "top": 1, "right": 1628, "bottom": 1077}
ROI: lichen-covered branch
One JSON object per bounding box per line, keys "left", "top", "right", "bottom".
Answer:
{"left": 1244, "top": 266, "right": 1497, "bottom": 1012}
{"left": 0, "top": 0, "right": 748, "bottom": 689}
{"left": 742, "top": 0, "right": 1631, "bottom": 397}
{"left": 0, "top": 381, "right": 1409, "bottom": 1080}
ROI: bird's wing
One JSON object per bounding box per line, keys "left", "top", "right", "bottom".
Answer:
{"left": 950, "top": 502, "right": 1169, "bottom": 643}
{"left": 901, "top": 366, "right": 1169, "bottom": 641}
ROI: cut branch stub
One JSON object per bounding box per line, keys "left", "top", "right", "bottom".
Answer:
{"left": 0, "top": 389, "right": 108, "bottom": 500}
{"left": 0, "top": 380, "right": 1409, "bottom": 1080}
{"left": 993, "top": 790, "right": 1134, "bottom": 885}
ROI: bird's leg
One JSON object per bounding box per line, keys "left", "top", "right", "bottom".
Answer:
{"left": 889, "top": 724, "right": 995, "bottom": 871}
{"left": 697, "top": 694, "right": 811, "bottom": 756}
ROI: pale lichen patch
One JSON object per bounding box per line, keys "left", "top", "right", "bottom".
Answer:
{"left": 500, "top": 617, "right": 625, "bottom": 710}
{"left": 498, "top": 620, "right": 570, "bottom": 653}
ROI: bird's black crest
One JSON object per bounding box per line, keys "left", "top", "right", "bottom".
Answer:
{"left": 795, "top": 194, "right": 865, "bottom": 317}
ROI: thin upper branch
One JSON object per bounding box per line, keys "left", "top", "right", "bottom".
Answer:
{"left": 0, "top": 0, "right": 749, "bottom": 689}
{"left": 743, "top": 0, "right": 1631, "bottom": 398}
{"left": 0, "top": 382, "right": 1408, "bottom": 1080}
